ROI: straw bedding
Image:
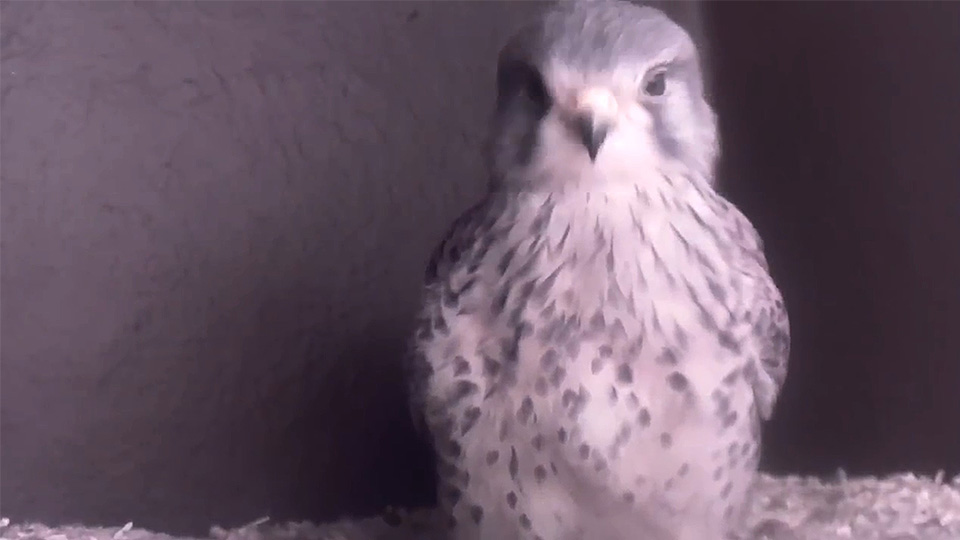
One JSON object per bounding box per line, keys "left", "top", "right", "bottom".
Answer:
{"left": 4, "top": 472, "right": 960, "bottom": 540}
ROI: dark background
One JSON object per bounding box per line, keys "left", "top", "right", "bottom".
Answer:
{"left": 1, "top": 1, "right": 958, "bottom": 535}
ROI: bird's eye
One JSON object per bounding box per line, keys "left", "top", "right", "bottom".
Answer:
{"left": 643, "top": 70, "right": 667, "bottom": 97}
{"left": 496, "top": 60, "right": 551, "bottom": 113}
{"left": 521, "top": 69, "right": 549, "bottom": 106}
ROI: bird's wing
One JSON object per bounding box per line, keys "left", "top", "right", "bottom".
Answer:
{"left": 748, "top": 266, "right": 790, "bottom": 421}
{"left": 405, "top": 199, "right": 494, "bottom": 438}
{"left": 731, "top": 210, "right": 791, "bottom": 421}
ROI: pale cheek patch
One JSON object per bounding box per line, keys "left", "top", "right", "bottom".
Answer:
{"left": 596, "top": 106, "right": 664, "bottom": 179}
{"left": 622, "top": 101, "right": 653, "bottom": 130}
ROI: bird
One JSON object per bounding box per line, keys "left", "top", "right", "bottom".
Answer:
{"left": 406, "top": 1, "right": 790, "bottom": 539}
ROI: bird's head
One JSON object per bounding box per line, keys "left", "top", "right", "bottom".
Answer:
{"left": 486, "top": 0, "right": 718, "bottom": 193}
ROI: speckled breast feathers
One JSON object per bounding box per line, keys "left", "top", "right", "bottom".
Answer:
{"left": 407, "top": 2, "right": 790, "bottom": 539}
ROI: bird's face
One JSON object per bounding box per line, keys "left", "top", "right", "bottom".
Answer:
{"left": 487, "top": 0, "right": 718, "bottom": 193}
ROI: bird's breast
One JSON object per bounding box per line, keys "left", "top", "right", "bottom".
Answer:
{"left": 493, "top": 189, "right": 737, "bottom": 321}
{"left": 481, "top": 188, "right": 751, "bottom": 403}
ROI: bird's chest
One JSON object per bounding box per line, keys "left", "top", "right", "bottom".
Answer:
{"left": 497, "top": 197, "right": 748, "bottom": 363}
{"left": 475, "top": 195, "right": 759, "bottom": 449}
{"left": 423, "top": 193, "right": 765, "bottom": 532}
{"left": 453, "top": 209, "right": 761, "bottom": 517}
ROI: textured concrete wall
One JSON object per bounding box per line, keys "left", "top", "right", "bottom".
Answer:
{"left": 3, "top": 0, "right": 959, "bottom": 536}
{"left": 0, "top": 0, "right": 701, "bottom": 533}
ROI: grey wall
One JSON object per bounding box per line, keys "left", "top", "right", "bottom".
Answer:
{"left": 3, "top": 0, "right": 959, "bottom": 536}
{"left": 0, "top": 0, "right": 701, "bottom": 533}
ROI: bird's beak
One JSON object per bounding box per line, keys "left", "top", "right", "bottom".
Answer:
{"left": 574, "top": 114, "right": 610, "bottom": 162}
{"left": 572, "top": 88, "right": 617, "bottom": 162}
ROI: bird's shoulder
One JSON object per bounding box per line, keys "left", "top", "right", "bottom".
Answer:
{"left": 423, "top": 196, "right": 504, "bottom": 288}
{"left": 711, "top": 196, "right": 768, "bottom": 272}
{"left": 407, "top": 197, "right": 505, "bottom": 438}
{"left": 714, "top": 195, "right": 791, "bottom": 420}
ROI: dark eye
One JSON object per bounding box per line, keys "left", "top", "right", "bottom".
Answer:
{"left": 643, "top": 71, "right": 667, "bottom": 97}
{"left": 496, "top": 60, "right": 551, "bottom": 113}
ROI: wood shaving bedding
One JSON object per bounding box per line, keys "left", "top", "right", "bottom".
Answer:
{"left": 3, "top": 472, "right": 960, "bottom": 540}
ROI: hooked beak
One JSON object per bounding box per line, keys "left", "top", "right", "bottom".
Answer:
{"left": 574, "top": 114, "right": 610, "bottom": 162}
{"left": 571, "top": 87, "right": 617, "bottom": 162}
